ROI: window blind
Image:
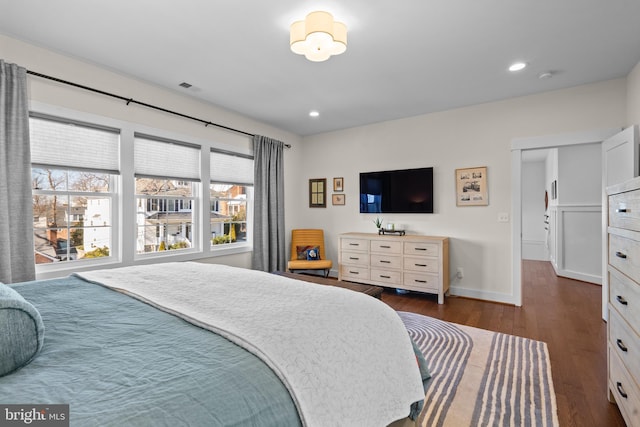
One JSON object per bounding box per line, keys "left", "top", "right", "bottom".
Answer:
{"left": 134, "top": 134, "right": 200, "bottom": 181}
{"left": 29, "top": 115, "right": 120, "bottom": 173}
{"left": 210, "top": 149, "right": 253, "bottom": 185}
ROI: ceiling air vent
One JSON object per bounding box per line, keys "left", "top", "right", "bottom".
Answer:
{"left": 178, "top": 82, "right": 192, "bottom": 89}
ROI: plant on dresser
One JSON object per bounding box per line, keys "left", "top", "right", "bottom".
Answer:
{"left": 338, "top": 232, "right": 449, "bottom": 304}
{"left": 607, "top": 176, "right": 640, "bottom": 427}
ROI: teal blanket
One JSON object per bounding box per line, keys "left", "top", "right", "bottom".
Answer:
{"left": 0, "top": 276, "right": 301, "bottom": 427}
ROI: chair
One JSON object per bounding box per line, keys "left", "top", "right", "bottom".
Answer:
{"left": 287, "top": 229, "right": 333, "bottom": 277}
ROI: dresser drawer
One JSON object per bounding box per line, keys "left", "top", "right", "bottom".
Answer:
{"left": 403, "top": 256, "right": 440, "bottom": 273}
{"left": 403, "top": 272, "right": 439, "bottom": 292}
{"left": 609, "top": 266, "right": 640, "bottom": 335}
{"left": 609, "top": 234, "right": 640, "bottom": 282}
{"left": 370, "top": 254, "right": 402, "bottom": 269}
{"left": 340, "top": 264, "right": 370, "bottom": 281}
{"left": 370, "top": 268, "right": 402, "bottom": 285}
{"left": 610, "top": 190, "right": 640, "bottom": 232}
{"left": 340, "top": 251, "right": 369, "bottom": 266}
{"left": 609, "top": 347, "right": 640, "bottom": 427}
{"left": 370, "top": 240, "right": 402, "bottom": 254}
{"left": 609, "top": 308, "right": 640, "bottom": 381}
{"left": 341, "top": 238, "right": 369, "bottom": 252}
{"left": 404, "top": 242, "right": 440, "bottom": 257}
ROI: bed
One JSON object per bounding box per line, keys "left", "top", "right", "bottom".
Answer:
{"left": 0, "top": 262, "right": 427, "bottom": 427}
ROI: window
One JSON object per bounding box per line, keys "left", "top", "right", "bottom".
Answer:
{"left": 29, "top": 115, "right": 119, "bottom": 265}
{"left": 210, "top": 149, "right": 253, "bottom": 247}
{"left": 134, "top": 134, "right": 200, "bottom": 254}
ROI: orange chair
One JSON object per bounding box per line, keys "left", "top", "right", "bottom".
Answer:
{"left": 287, "top": 229, "right": 333, "bottom": 277}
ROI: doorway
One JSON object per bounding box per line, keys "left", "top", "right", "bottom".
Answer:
{"left": 511, "top": 127, "right": 620, "bottom": 307}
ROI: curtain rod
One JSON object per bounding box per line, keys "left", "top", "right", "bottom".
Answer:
{"left": 26, "top": 70, "right": 291, "bottom": 148}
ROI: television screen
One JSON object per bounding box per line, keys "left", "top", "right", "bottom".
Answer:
{"left": 359, "top": 167, "right": 433, "bottom": 213}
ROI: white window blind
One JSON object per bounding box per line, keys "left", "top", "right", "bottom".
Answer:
{"left": 210, "top": 149, "right": 253, "bottom": 185}
{"left": 29, "top": 115, "right": 120, "bottom": 173}
{"left": 135, "top": 134, "right": 200, "bottom": 181}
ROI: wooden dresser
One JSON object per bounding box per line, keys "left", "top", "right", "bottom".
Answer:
{"left": 607, "top": 176, "right": 640, "bottom": 426}
{"left": 338, "top": 232, "right": 449, "bottom": 304}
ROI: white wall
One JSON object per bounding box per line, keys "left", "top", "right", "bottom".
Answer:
{"left": 292, "top": 79, "right": 626, "bottom": 303}
{"left": 628, "top": 61, "right": 640, "bottom": 126}
{"left": 1, "top": 34, "right": 302, "bottom": 273}
{"left": 521, "top": 160, "right": 547, "bottom": 260}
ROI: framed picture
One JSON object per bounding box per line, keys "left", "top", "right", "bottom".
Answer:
{"left": 332, "top": 193, "right": 345, "bottom": 205}
{"left": 455, "top": 166, "right": 488, "bottom": 206}
{"left": 309, "top": 178, "right": 326, "bottom": 207}
{"left": 333, "top": 177, "right": 344, "bottom": 192}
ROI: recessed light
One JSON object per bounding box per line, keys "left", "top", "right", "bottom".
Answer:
{"left": 309, "top": 111, "right": 320, "bottom": 117}
{"left": 508, "top": 62, "right": 527, "bottom": 72}
{"left": 538, "top": 71, "right": 553, "bottom": 79}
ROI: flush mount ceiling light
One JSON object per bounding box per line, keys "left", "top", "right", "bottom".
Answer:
{"left": 508, "top": 62, "right": 527, "bottom": 72}
{"left": 290, "top": 11, "right": 347, "bottom": 62}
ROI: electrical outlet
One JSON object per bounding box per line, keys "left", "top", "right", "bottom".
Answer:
{"left": 456, "top": 267, "right": 464, "bottom": 279}
{"left": 498, "top": 212, "right": 510, "bottom": 222}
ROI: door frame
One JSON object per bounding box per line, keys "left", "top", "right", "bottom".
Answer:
{"left": 510, "top": 128, "right": 620, "bottom": 306}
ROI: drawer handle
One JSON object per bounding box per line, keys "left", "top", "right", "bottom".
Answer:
{"left": 349, "top": 243, "right": 360, "bottom": 246}
{"left": 616, "top": 382, "right": 628, "bottom": 399}
{"left": 615, "top": 251, "right": 627, "bottom": 259}
{"left": 380, "top": 245, "right": 391, "bottom": 248}
{"left": 616, "top": 339, "right": 628, "bottom": 352}
{"left": 616, "top": 295, "right": 628, "bottom": 306}
{"left": 616, "top": 208, "right": 628, "bottom": 213}
{"left": 380, "top": 275, "right": 391, "bottom": 279}
{"left": 379, "top": 260, "right": 391, "bottom": 264}
{"left": 414, "top": 248, "right": 427, "bottom": 251}
{"left": 415, "top": 263, "right": 427, "bottom": 267}
{"left": 349, "top": 257, "right": 360, "bottom": 260}
{"left": 348, "top": 271, "right": 360, "bottom": 275}
{"left": 414, "top": 279, "right": 427, "bottom": 284}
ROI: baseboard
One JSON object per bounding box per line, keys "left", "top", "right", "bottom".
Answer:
{"left": 449, "top": 285, "right": 515, "bottom": 305}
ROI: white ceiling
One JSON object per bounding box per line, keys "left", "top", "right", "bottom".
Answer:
{"left": 1, "top": 1, "right": 639, "bottom": 136}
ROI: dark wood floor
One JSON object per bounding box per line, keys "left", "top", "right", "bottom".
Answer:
{"left": 382, "top": 260, "right": 626, "bottom": 427}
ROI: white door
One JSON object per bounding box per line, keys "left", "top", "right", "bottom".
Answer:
{"left": 601, "top": 125, "right": 639, "bottom": 320}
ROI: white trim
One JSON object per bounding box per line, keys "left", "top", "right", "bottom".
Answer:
{"left": 449, "top": 285, "right": 515, "bottom": 305}
{"left": 29, "top": 101, "right": 255, "bottom": 280}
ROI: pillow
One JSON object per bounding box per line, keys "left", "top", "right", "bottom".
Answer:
{"left": 296, "top": 245, "right": 321, "bottom": 260}
{"left": 0, "top": 283, "right": 45, "bottom": 377}
{"left": 306, "top": 247, "right": 320, "bottom": 261}
{"left": 409, "top": 337, "right": 430, "bottom": 420}
{"left": 411, "top": 338, "right": 431, "bottom": 382}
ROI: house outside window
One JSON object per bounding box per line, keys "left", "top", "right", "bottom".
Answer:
{"left": 210, "top": 184, "right": 249, "bottom": 245}
{"left": 210, "top": 149, "right": 253, "bottom": 248}
{"left": 134, "top": 134, "right": 200, "bottom": 254}
{"left": 136, "top": 178, "right": 196, "bottom": 252}
{"left": 29, "top": 114, "right": 118, "bottom": 265}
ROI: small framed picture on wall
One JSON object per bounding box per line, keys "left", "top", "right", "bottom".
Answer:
{"left": 332, "top": 193, "right": 345, "bottom": 205}
{"left": 333, "top": 177, "right": 344, "bottom": 192}
{"left": 309, "top": 178, "right": 326, "bottom": 207}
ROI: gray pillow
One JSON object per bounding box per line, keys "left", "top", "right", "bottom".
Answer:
{"left": 0, "top": 283, "right": 45, "bottom": 377}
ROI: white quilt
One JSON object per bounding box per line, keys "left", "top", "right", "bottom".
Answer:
{"left": 76, "top": 262, "right": 424, "bottom": 427}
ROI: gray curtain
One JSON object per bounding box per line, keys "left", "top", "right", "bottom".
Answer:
{"left": 252, "top": 135, "right": 286, "bottom": 272}
{"left": 0, "top": 60, "right": 35, "bottom": 283}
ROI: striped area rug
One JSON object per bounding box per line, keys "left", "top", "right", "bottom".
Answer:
{"left": 399, "top": 312, "right": 559, "bottom": 427}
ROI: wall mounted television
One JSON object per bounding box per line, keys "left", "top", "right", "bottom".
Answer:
{"left": 359, "top": 167, "right": 434, "bottom": 213}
